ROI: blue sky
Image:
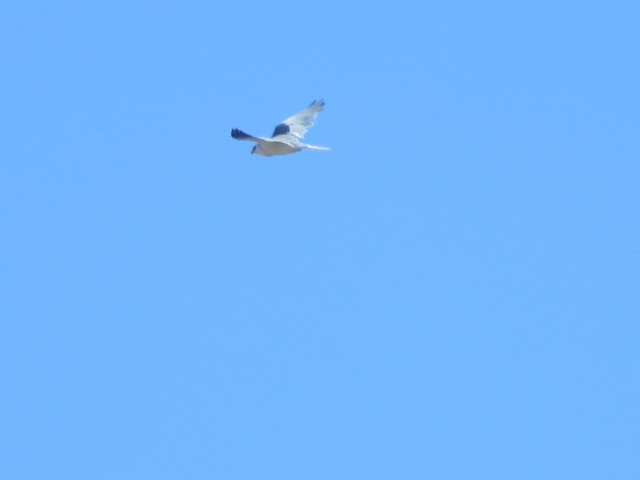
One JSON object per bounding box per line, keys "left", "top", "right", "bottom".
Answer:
{"left": 1, "top": 1, "right": 639, "bottom": 478}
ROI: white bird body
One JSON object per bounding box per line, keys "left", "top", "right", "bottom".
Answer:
{"left": 231, "top": 100, "right": 329, "bottom": 157}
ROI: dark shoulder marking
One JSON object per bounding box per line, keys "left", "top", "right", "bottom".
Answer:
{"left": 271, "top": 123, "right": 290, "bottom": 137}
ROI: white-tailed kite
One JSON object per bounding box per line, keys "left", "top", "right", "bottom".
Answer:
{"left": 231, "top": 100, "right": 329, "bottom": 156}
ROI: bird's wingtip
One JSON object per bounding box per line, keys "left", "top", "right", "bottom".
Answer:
{"left": 231, "top": 128, "right": 251, "bottom": 140}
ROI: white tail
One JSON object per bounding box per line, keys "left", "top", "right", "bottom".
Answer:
{"left": 303, "top": 144, "right": 330, "bottom": 151}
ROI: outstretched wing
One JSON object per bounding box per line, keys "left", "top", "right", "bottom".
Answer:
{"left": 231, "top": 128, "right": 261, "bottom": 143}
{"left": 271, "top": 100, "right": 325, "bottom": 143}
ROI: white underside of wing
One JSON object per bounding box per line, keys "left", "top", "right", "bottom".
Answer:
{"left": 272, "top": 100, "right": 325, "bottom": 144}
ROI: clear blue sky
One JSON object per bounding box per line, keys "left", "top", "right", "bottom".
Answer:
{"left": 1, "top": 1, "right": 639, "bottom": 478}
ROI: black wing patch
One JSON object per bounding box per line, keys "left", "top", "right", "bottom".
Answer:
{"left": 271, "top": 123, "right": 290, "bottom": 137}
{"left": 231, "top": 128, "right": 252, "bottom": 140}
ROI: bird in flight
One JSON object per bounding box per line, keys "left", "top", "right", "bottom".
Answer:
{"left": 231, "top": 100, "right": 329, "bottom": 157}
